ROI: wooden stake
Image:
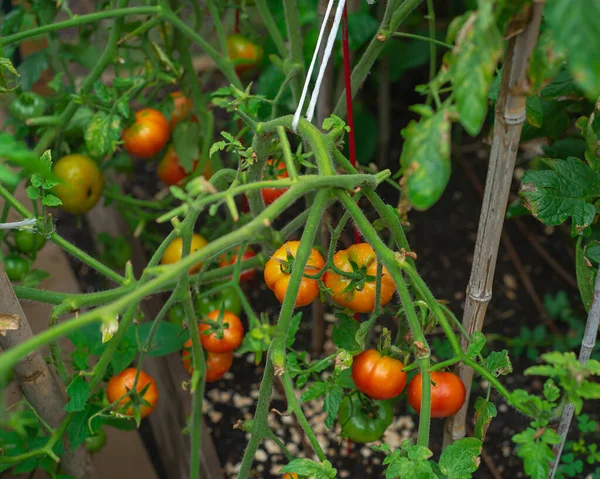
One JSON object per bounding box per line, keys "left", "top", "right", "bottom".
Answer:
{"left": 443, "top": 2, "right": 545, "bottom": 447}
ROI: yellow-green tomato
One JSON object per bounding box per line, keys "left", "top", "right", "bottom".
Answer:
{"left": 52, "top": 154, "right": 104, "bottom": 214}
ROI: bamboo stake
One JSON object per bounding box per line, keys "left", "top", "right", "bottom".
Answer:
{"left": 443, "top": 2, "right": 545, "bottom": 447}
{"left": 549, "top": 271, "right": 600, "bottom": 477}
{"left": 0, "top": 267, "right": 97, "bottom": 479}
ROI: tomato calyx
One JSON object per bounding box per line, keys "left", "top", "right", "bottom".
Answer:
{"left": 271, "top": 243, "right": 320, "bottom": 277}
{"left": 330, "top": 257, "right": 377, "bottom": 295}
{"left": 199, "top": 309, "right": 230, "bottom": 340}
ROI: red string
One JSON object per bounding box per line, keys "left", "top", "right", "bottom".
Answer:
{"left": 341, "top": 6, "right": 360, "bottom": 246}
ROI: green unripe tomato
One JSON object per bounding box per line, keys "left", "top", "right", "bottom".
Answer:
{"left": 195, "top": 284, "right": 242, "bottom": 317}
{"left": 85, "top": 428, "right": 107, "bottom": 453}
{"left": 9, "top": 92, "right": 46, "bottom": 121}
{"left": 338, "top": 393, "right": 393, "bottom": 443}
{"left": 13, "top": 229, "right": 46, "bottom": 255}
{"left": 3, "top": 255, "right": 30, "bottom": 281}
{"left": 168, "top": 303, "right": 186, "bottom": 327}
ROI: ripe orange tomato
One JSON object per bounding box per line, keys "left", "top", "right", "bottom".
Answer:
{"left": 227, "top": 34, "right": 264, "bottom": 75}
{"left": 218, "top": 246, "right": 256, "bottom": 281}
{"left": 169, "top": 91, "right": 193, "bottom": 130}
{"left": 106, "top": 368, "right": 158, "bottom": 419}
{"left": 262, "top": 158, "right": 289, "bottom": 205}
{"left": 264, "top": 241, "right": 325, "bottom": 307}
{"left": 351, "top": 349, "right": 407, "bottom": 400}
{"left": 324, "top": 243, "right": 395, "bottom": 313}
{"left": 161, "top": 233, "right": 208, "bottom": 273}
{"left": 122, "top": 108, "right": 169, "bottom": 159}
{"left": 199, "top": 310, "right": 244, "bottom": 353}
{"left": 52, "top": 154, "right": 104, "bottom": 214}
{"left": 282, "top": 474, "right": 299, "bottom": 479}
{"left": 182, "top": 345, "right": 234, "bottom": 382}
{"left": 157, "top": 146, "right": 213, "bottom": 186}
{"left": 407, "top": 371, "right": 466, "bottom": 418}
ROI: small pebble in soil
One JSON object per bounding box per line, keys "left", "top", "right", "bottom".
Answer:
{"left": 264, "top": 439, "right": 279, "bottom": 455}
{"left": 255, "top": 449, "right": 267, "bottom": 462}
{"left": 499, "top": 403, "right": 508, "bottom": 413}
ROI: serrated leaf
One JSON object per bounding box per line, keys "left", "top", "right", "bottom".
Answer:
{"left": 513, "top": 428, "right": 555, "bottom": 479}
{"left": 526, "top": 96, "right": 543, "bottom": 128}
{"left": 439, "top": 437, "right": 482, "bottom": 479}
{"left": 543, "top": 379, "right": 561, "bottom": 402}
{"left": 400, "top": 110, "right": 451, "bottom": 210}
{"left": 473, "top": 397, "right": 497, "bottom": 442}
{"left": 41, "top": 193, "right": 62, "bottom": 207}
{"left": 287, "top": 312, "right": 302, "bottom": 348}
{"left": 93, "top": 81, "right": 115, "bottom": 105}
{"left": 332, "top": 314, "right": 360, "bottom": 352}
{"left": 450, "top": 5, "right": 503, "bottom": 135}
{"left": 25, "top": 185, "right": 40, "bottom": 200}
{"left": 323, "top": 385, "right": 343, "bottom": 429}
{"left": 64, "top": 376, "right": 90, "bottom": 412}
{"left": 173, "top": 121, "right": 199, "bottom": 172}
{"left": 85, "top": 111, "right": 122, "bottom": 159}
{"left": 0, "top": 57, "right": 20, "bottom": 92}
{"left": 138, "top": 320, "right": 186, "bottom": 357}
{"left": 280, "top": 458, "right": 337, "bottom": 479}
{"left": 17, "top": 51, "right": 48, "bottom": 91}
{"left": 485, "top": 350, "right": 512, "bottom": 377}
{"left": 466, "top": 331, "right": 486, "bottom": 358}
{"left": 545, "top": 0, "right": 600, "bottom": 99}
{"left": 301, "top": 381, "right": 329, "bottom": 403}
{"left": 520, "top": 157, "right": 599, "bottom": 232}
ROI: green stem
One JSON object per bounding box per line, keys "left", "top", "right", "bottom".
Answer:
{"left": 425, "top": 0, "right": 436, "bottom": 106}
{"left": 254, "top": 0, "right": 288, "bottom": 59}
{"left": 277, "top": 126, "right": 300, "bottom": 181}
{"left": 333, "top": 0, "right": 425, "bottom": 117}
{"left": 392, "top": 32, "right": 451, "bottom": 49}
{"left": 283, "top": 0, "right": 304, "bottom": 104}
{"left": 0, "top": 7, "right": 160, "bottom": 46}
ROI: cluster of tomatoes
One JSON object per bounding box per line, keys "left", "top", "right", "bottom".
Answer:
{"left": 2, "top": 228, "right": 47, "bottom": 281}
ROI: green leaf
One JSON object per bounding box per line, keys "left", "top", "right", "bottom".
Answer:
{"left": 543, "top": 379, "right": 561, "bottom": 402}
{"left": 116, "top": 98, "right": 131, "bottom": 119}
{"left": 528, "top": 29, "right": 567, "bottom": 95}
{"left": 0, "top": 57, "right": 20, "bottom": 92}
{"left": 485, "top": 350, "right": 513, "bottom": 377}
{"left": 323, "top": 385, "right": 343, "bottom": 429}
{"left": 137, "top": 321, "right": 186, "bottom": 357}
{"left": 173, "top": 121, "right": 199, "bottom": 172}
{"left": 520, "top": 157, "right": 600, "bottom": 232}
{"left": 513, "top": 427, "right": 556, "bottom": 478}
{"left": 41, "top": 193, "right": 62, "bottom": 207}
{"left": 93, "top": 81, "right": 115, "bottom": 106}
{"left": 473, "top": 397, "right": 497, "bottom": 442}
{"left": 526, "top": 96, "right": 543, "bottom": 128}
{"left": 332, "top": 314, "right": 360, "bottom": 352}
{"left": 400, "top": 110, "right": 451, "bottom": 210}
{"left": 521, "top": 100, "right": 570, "bottom": 142}
{"left": 541, "top": 69, "right": 581, "bottom": 99}
{"left": 576, "top": 236, "right": 595, "bottom": 311}
{"left": 545, "top": 0, "right": 600, "bottom": 99}
{"left": 64, "top": 376, "right": 90, "bottom": 412}
{"left": 84, "top": 111, "right": 122, "bottom": 159}
{"left": 301, "top": 381, "right": 330, "bottom": 403}
{"left": 286, "top": 312, "right": 303, "bottom": 348}
{"left": 17, "top": 51, "right": 48, "bottom": 91}
{"left": 0, "top": 133, "right": 56, "bottom": 181}
{"left": 466, "top": 331, "right": 486, "bottom": 358}
{"left": 439, "top": 437, "right": 482, "bottom": 479}
{"left": 347, "top": 12, "right": 379, "bottom": 50}
{"left": 450, "top": 5, "right": 503, "bottom": 135}
{"left": 0, "top": 163, "right": 20, "bottom": 187}
{"left": 19, "top": 269, "right": 50, "bottom": 288}
{"left": 383, "top": 441, "right": 437, "bottom": 479}
{"left": 67, "top": 405, "right": 103, "bottom": 450}
{"left": 280, "top": 459, "right": 337, "bottom": 479}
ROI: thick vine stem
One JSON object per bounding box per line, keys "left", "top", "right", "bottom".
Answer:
{"left": 238, "top": 191, "right": 329, "bottom": 477}
{"left": 333, "top": 0, "right": 424, "bottom": 118}
{"left": 335, "top": 190, "right": 432, "bottom": 446}
{"left": 445, "top": 3, "right": 544, "bottom": 448}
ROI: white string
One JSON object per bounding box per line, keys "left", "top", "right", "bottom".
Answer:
{"left": 305, "top": 0, "right": 347, "bottom": 124}
{"left": 291, "top": 0, "right": 337, "bottom": 132}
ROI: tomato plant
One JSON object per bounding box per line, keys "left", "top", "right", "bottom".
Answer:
{"left": 338, "top": 393, "right": 393, "bottom": 443}
{"left": 351, "top": 349, "right": 407, "bottom": 400}
{"left": 122, "top": 108, "right": 170, "bottom": 159}
{"left": 1, "top": 1, "right": 599, "bottom": 479}
{"left": 106, "top": 368, "right": 159, "bottom": 419}
{"left": 52, "top": 154, "right": 104, "bottom": 214}
{"left": 264, "top": 241, "right": 325, "bottom": 307}
{"left": 407, "top": 371, "right": 466, "bottom": 418}
{"left": 85, "top": 428, "right": 107, "bottom": 453}
{"left": 199, "top": 310, "right": 244, "bottom": 353}
{"left": 325, "top": 243, "right": 395, "bottom": 313}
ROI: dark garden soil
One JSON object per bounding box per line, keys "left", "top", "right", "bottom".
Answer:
{"left": 56, "top": 141, "right": 592, "bottom": 478}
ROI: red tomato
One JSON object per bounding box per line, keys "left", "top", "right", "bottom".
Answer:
{"left": 324, "top": 243, "right": 396, "bottom": 313}
{"left": 264, "top": 241, "right": 325, "bottom": 307}
{"left": 169, "top": 91, "right": 193, "bottom": 130}
{"left": 106, "top": 368, "right": 159, "bottom": 419}
{"left": 227, "top": 34, "right": 264, "bottom": 75}
{"left": 262, "top": 158, "right": 289, "bottom": 205}
{"left": 199, "top": 310, "right": 244, "bottom": 353}
{"left": 157, "top": 146, "right": 213, "bottom": 186}
{"left": 351, "top": 349, "right": 407, "bottom": 400}
{"left": 122, "top": 108, "right": 170, "bottom": 159}
{"left": 407, "top": 371, "right": 466, "bottom": 418}
{"left": 182, "top": 344, "right": 234, "bottom": 382}
{"left": 219, "top": 246, "right": 256, "bottom": 281}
